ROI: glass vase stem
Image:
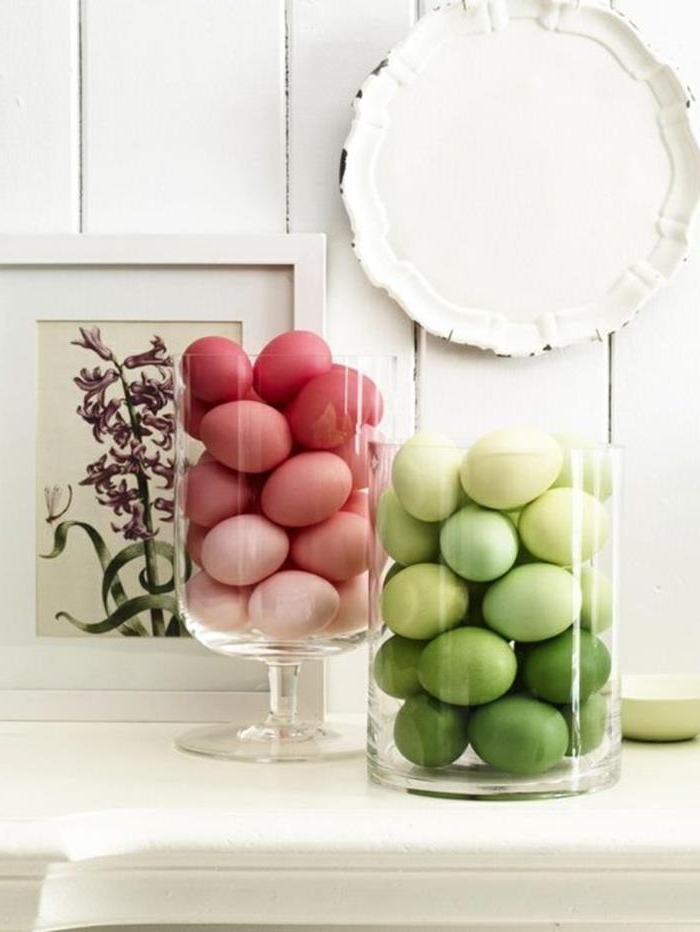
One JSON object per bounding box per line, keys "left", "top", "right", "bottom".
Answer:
{"left": 266, "top": 662, "right": 301, "bottom": 730}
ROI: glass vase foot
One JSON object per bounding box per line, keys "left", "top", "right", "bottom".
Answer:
{"left": 175, "top": 719, "right": 365, "bottom": 762}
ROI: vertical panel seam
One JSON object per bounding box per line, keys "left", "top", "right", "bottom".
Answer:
{"left": 78, "top": 0, "right": 84, "bottom": 233}
{"left": 284, "top": 0, "right": 291, "bottom": 234}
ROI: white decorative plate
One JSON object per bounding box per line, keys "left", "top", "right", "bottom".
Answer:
{"left": 341, "top": 0, "right": 700, "bottom": 356}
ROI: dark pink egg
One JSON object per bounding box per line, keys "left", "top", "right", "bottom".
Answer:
{"left": 340, "top": 489, "right": 369, "bottom": 520}
{"left": 183, "top": 336, "right": 253, "bottom": 404}
{"left": 324, "top": 573, "right": 369, "bottom": 636}
{"left": 248, "top": 570, "right": 339, "bottom": 639}
{"left": 201, "top": 514, "right": 289, "bottom": 586}
{"left": 286, "top": 366, "right": 384, "bottom": 449}
{"left": 290, "top": 511, "right": 370, "bottom": 582}
{"left": 186, "top": 523, "right": 208, "bottom": 566}
{"left": 183, "top": 390, "right": 212, "bottom": 441}
{"left": 261, "top": 452, "right": 352, "bottom": 528}
{"left": 185, "top": 572, "right": 251, "bottom": 634}
{"left": 183, "top": 460, "right": 256, "bottom": 528}
{"left": 201, "top": 400, "right": 293, "bottom": 473}
{"left": 253, "top": 331, "right": 332, "bottom": 406}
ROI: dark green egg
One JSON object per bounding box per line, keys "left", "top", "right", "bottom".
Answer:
{"left": 373, "top": 635, "right": 426, "bottom": 699}
{"left": 469, "top": 695, "right": 569, "bottom": 775}
{"left": 561, "top": 692, "right": 608, "bottom": 756}
{"left": 393, "top": 693, "right": 469, "bottom": 768}
{"left": 523, "top": 628, "right": 612, "bottom": 704}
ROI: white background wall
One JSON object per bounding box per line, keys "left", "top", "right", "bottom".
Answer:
{"left": 1, "top": 0, "right": 698, "bottom": 713}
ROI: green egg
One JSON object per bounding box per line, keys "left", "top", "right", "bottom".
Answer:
{"left": 418, "top": 627, "right": 517, "bottom": 706}
{"left": 383, "top": 561, "right": 405, "bottom": 588}
{"left": 392, "top": 432, "right": 464, "bottom": 522}
{"left": 460, "top": 428, "right": 563, "bottom": 511}
{"left": 381, "top": 563, "right": 468, "bottom": 640}
{"left": 551, "top": 433, "right": 613, "bottom": 502}
{"left": 440, "top": 505, "right": 519, "bottom": 582}
{"left": 579, "top": 566, "right": 613, "bottom": 633}
{"left": 483, "top": 564, "right": 582, "bottom": 643}
{"left": 561, "top": 692, "right": 608, "bottom": 756}
{"left": 373, "top": 635, "right": 426, "bottom": 699}
{"left": 523, "top": 628, "right": 612, "bottom": 704}
{"left": 469, "top": 695, "right": 569, "bottom": 776}
{"left": 377, "top": 489, "right": 440, "bottom": 566}
{"left": 519, "top": 488, "right": 609, "bottom": 566}
{"left": 393, "top": 693, "right": 470, "bottom": 768}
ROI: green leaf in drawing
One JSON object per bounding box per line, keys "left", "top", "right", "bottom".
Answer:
{"left": 101, "top": 539, "right": 179, "bottom": 607}
{"left": 57, "top": 595, "right": 179, "bottom": 635}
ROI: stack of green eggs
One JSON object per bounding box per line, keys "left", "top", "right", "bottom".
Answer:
{"left": 373, "top": 429, "right": 614, "bottom": 777}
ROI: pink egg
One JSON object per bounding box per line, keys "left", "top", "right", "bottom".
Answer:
{"left": 183, "top": 336, "right": 253, "bottom": 404}
{"left": 331, "top": 424, "right": 383, "bottom": 490}
{"left": 183, "top": 460, "right": 256, "bottom": 528}
{"left": 183, "top": 390, "right": 212, "bottom": 441}
{"left": 201, "top": 400, "right": 293, "bottom": 473}
{"left": 341, "top": 489, "right": 369, "bottom": 519}
{"left": 249, "top": 570, "right": 339, "bottom": 639}
{"left": 185, "top": 571, "right": 251, "bottom": 633}
{"left": 291, "top": 512, "right": 370, "bottom": 582}
{"left": 261, "top": 452, "right": 352, "bottom": 528}
{"left": 324, "top": 573, "right": 369, "bottom": 636}
{"left": 186, "top": 523, "right": 208, "bottom": 566}
{"left": 201, "top": 514, "right": 289, "bottom": 586}
{"left": 286, "top": 367, "right": 384, "bottom": 450}
{"left": 253, "top": 331, "right": 333, "bottom": 405}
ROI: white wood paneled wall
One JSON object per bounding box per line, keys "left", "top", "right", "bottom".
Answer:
{"left": 1, "top": 0, "right": 698, "bottom": 712}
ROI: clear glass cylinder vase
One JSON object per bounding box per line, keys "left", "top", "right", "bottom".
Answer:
{"left": 368, "top": 433, "right": 622, "bottom": 798}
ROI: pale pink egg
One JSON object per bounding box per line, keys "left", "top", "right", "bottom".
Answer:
{"left": 186, "top": 523, "right": 208, "bottom": 566}
{"left": 324, "top": 573, "right": 369, "bottom": 636}
{"left": 341, "top": 490, "right": 369, "bottom": 520}
{"left": 201, "top": 400, "right": 293, "bottom": 473}
{"left": 183, "top": 336, "right": 253, "bottom": 404}
{"left": 261, "top": 452, "right": 352, "bottom": 528}
{"left": 183, "top": 460, "right": 256, "bottom": 528}
{"left": 291, "top": 512, "right": 370, "bottom": 582}
{"left": 185, "top": 571, "right": 251, "bottom": 633}
{"left": 331, "top": 424, "right": 383, "bottom": 490}
{"left": 253, "top": 331, "right": 333, "bottom": 405}
{"left": 249, "top": 570, "right": 339, "bottom": 639}
{"left": 286, "top": 367, "right": 384, "bottom": 450}
{"left": 183, "top": 390, "right": 212, "bottom": 441}
{"left": 201, "top": 514, "right": 289, "bottom": 586}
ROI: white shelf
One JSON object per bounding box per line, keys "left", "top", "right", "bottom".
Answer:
{"left": 1, "top": 720, "right": 699, "bottom": 930}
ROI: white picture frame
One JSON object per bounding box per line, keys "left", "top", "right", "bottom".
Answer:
{"left": 0, "top": 234, "right": 327, "bottom": 721}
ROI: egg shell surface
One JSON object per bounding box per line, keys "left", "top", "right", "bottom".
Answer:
{"left": 373, "top": 635, "right": 427, "bottom": 699}
{"left": 331, "top": 424, "right": 382, "bottom": 490}
{"left": 291, "top": 511, "right": 370, "bottom": 582}
{"left": 183, "top": 336, "right": 253, "bottom": 404}
{"left": 248, "top": 570, "right": 339, "bottom": 639}
{"left": 519, "top": 487, "right": 609, "bottom": 565}
{"left": 323, "top": 573, "right": 369, "bottom": 636}
{"left": 523, "top": 628, "right": 612, "bottom": 704}
{"left": 469, "top": 695, "right": 569, "bottom": 776}
{"left": 286, "top": 367, "right": 383, "bottom": 449}
{"left": 551, "top": 433, "right": 613, "bottom": 501}
{"left": 561, "top": 692, "right": 608, "bottom": 756}
{"left": 341, "top": 489, "right": 369, "bottom": 519}
{"left": 393, "top": 694, "right": 470, "bottom": 768}
{"left": 261, "top": 451, "right": 352, "bottom": 527}
{"left": 460, "top": 428, "right": 563, "bottom": 510}
{"left": 185, "top": 572, "right": 251, "bottom": 634}
{"left": 392, "top": 432, "right": 464, "bottom": 522}
{"left": 253, "top": 331, "right": 333, "bottom": 405}
{"left": 186, "top": 523, "right": 208, "bottom": 566}
{"left": 201, "top": 514, "right": 289, "bottom": 586}
{"left": 579, "top": 566, "right": 613, "bottom": 633}
{"left": 183, "top": 390, "right": 211, "bottom": 440}
{"left": 381, "top": 563, "right": 468, "bottom": 640}
{"left": 440, "top": 504, "right": 519, "bottom": 582}
{"left": 183, "top": 460, "right": 256, "bottom": 528}
{"left": 418, "top": 627, "right": 517, "bottom": 706}
{"left": 483, "top": 563, "right": 582, "bottom": 643}
{"left": 201, "top": 400, "right": 293, "bottom": 473}
{"left": 376, "top": 488, "right": 440, "bottom": 566}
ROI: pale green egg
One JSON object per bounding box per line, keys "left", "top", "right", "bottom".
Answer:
{"left": 418, "top": 627, "right": 517, "bottom": 706}
{"left": 381, "top": 563, "right": 468, "bottom": 640}
{"left": 460, "top": 428, "right": 563, "bottom": 510}
{"left": 483, "top": 563, "right": 582, "bottom": 643}
{"left": 440, "top": 505, "right": 519, "bottom": 582}
{"left": 551, "top": 433, "right": 613, "bottom": 502}
{"left": 377, "top": 488, "right": 440, "bottom": 566}
{"left": 469, "top": 695, "right": 569, "bottom": 776}
{"left": 579, "top": 566, "right": 613, "bottom": 633}
{"left": 392, "top": 431, "right": 464, "bottom": 522}
{"left": 393, "top": 693, "right": 469, "bottom": 768}
{"left": 519, "top": 488, "right": 609, "bottom": 566}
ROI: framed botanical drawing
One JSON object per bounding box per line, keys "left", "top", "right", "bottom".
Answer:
{"left": 0, "top": 234, "right": 326, "bottom": 720}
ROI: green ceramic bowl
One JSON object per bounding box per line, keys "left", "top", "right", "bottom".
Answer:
{"left": 622, "top": 675, "right": 700, "bottom": 742}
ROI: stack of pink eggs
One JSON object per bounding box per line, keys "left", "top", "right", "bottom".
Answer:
{"left": 181, "top": 330, "right": 383, "bottom": 642}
